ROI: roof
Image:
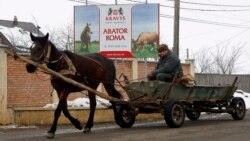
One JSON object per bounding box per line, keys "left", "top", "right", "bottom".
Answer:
{"left": 0, "top": 19, "right": 43, "bottom": 35}
{"left": 0, "top": 43, "right": 8, "bottom": 47}
{"left": 0, "top": 19, "right": 43, "bottom": 53}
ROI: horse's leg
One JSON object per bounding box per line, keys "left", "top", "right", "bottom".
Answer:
{"left": 89, "top": 38, "right": 91, "bottom": 48}
{"left": 47, "top": 92, "right": 66, "bottom": 138}
{"left": 150, "top": 43, "right": 154, "bottom": 51}
{"left": 62, "top": 96, "right": 83, "bottom": 130}
{"left": 83, "top": 83, "right": 98, "bottom": 133}
{"left": 80, "top": 41, "right": 84, "bottom": 51}
{"left": 143, "top": 42, "right": 147, "bottom": 51}
{"left": 86, "top": 42, "right": 89, "bottom": 51}
{"left": 136, "top": 44, "right": 140, "bottom": 51}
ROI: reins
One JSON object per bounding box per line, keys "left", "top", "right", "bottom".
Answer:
{"left": 80, "top": 55, "right": 130, "bottom": 90}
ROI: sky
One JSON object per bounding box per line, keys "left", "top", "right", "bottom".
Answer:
{"left": 1, "top": 0, "right": 250, "bottom": 73}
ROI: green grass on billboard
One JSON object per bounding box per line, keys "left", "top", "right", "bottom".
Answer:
{"left": 75, "top": 41, "right": 158, "bottom": 58}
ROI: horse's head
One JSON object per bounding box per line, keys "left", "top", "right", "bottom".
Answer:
{"left": 26, "top": 33, "right": 50, "bottom": 73}
{"left": 30, "top": 33, "right": 50, "bottom": 62}
{"left": 85, "top": 23, "right": 92, "bottom": 34}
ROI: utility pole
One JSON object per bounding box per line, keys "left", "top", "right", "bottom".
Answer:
{"left": 173, "top": 0, "right": 180, "bottom": 57}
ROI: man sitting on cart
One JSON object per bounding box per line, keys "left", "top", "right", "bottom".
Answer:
{"left": 147, "top": 44, "right": 183, "bottom": 82}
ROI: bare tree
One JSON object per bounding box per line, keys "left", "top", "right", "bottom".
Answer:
{"left": 194, "top": 42, "right": 244, "bottom": 74}
{"left": 46, "top": 23, "right": 74, "bottom": 51}
{"left": 194, "top": 48, "right": 216, "bottom": 73}
{"left": 212, "top": 42, "right": 243, "bottom": 74}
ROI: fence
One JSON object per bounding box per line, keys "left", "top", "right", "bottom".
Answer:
{"left": 195, "top": 73, "right": 250, "bottom": 92}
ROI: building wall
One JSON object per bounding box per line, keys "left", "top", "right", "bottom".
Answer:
{"left": 7, "top": 55, "right": 52, "bottom": 107}
{"left": 0, "top": 48, "right": 13, "bottom": 124}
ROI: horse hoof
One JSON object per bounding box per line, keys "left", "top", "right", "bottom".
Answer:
{"left": 46, "top": 132, "right": 55, "bottom": 139}
{"left": 83, "top": 127, "right": 91, "bottom": 133}
{"left": 76, "top": 124, "right": 83, "bottom": 130}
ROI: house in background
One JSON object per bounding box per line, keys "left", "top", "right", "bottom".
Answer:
{"left": 0, "top": 16, "right": 43, "bottom": 53}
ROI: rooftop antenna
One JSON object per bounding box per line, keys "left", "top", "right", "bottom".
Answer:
{"left": 31, "top": 15, "right": 41, "bottom": 36}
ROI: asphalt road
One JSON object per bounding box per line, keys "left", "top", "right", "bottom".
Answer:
{"left": 1, "top": 111, "right": 250, "bottom": 141}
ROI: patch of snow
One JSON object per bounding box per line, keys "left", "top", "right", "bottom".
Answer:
{"left": 43, "top": 103, "right": 58, "bottom": 109}
{"left": 0, "top": 125, "right": 37, "bottom": 129}
{"left": 43, "top": 96, "right": 111, "bottom": 109}
{"left": 71, "top": 98, "right": 90, "bottom": 108}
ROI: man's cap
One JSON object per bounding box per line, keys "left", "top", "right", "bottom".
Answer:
{"left": 157, "top": 44, "right": 169, "bottom": 52}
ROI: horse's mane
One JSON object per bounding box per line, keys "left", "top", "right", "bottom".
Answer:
{"left": 83, "top": 24, "right": 90, "bottom": 34}
{"left": 47, "top": 41, "right": 73, "bottom": 58}
{"left": 47, "top": 41, "right": 61, "bottom": 56}
{"left": 63, "top": 50, "right": 74, "bottom": 58}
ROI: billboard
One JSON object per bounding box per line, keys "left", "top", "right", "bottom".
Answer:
{"left": 74, "top": 4, "right": 159, "bottom": 58}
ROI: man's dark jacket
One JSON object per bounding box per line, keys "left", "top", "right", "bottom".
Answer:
{"left": 152, "top": 51, "right": 183, "bottom": 78}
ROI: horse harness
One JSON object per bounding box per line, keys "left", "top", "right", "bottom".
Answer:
{"left": 42, "top": 42, "right": 107, "bottom": 81}
{"left": 42, "top": 43, "right": 77, "bottom": 76}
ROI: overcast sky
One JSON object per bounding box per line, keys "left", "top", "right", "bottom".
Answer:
{"left": 1, "top": 0, "right": 250, "bottom": 73}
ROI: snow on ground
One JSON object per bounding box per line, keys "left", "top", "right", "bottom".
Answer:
{"left": 43, "top": 90, "right": 250, "bottom": 109}
{"left": 43, "top": 96, "right": 111, "bottom": 109}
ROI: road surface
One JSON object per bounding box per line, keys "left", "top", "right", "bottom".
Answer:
{"left": 0, "top": 111, "right": 249, "bottom": 141}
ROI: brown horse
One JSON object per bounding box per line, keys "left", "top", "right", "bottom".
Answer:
{"left": 26, "top": 33, "right": 121, "bottom": 138}
{"left": 80, "top": 22, "right": 92, "bottom": 52}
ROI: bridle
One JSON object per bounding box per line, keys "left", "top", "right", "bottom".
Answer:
{"left": 30, "top": 41, "right": 63, "bottom": 64}
{"left": 43, "top": 42, "right": 52, "bottom": 63}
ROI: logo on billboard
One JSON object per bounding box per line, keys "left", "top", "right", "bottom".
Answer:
{"left": 106, "top": 7, "right": 126, "bottom": 21}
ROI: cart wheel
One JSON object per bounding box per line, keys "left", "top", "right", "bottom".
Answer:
{"left": 115, "top": 105, "right": 135, "bottom": 128}
{"left": 164, "top": 99, "right": 185, "bottom": 128}
{"left": 186, "top": 111, "right": 201, "bottom": 121}
{"left": 230, "top": 97, "right": 246, "bottom": 120}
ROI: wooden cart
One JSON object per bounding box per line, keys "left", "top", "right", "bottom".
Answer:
{"left": 115, "top": 77, "right": 246, "bottom": 128}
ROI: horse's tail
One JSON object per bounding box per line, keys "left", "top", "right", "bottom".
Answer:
{"left": 109, "top": 59, "right": 117, "bottom": 80}
{"left": 104, "top": 59, "right": 123, "bottom": 99}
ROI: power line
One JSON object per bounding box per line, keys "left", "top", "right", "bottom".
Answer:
{"left": 69, "top": 1, "right": 250, "bottom": 29}
{"left": 179, "top": 7, "right": 250, "bottom": 12}
{"left": 160, "top": 4, "right": 250, "bottom": 12}
{"left": 192, "top": 28, "right": 250, "bottom": 56}
{"left": 125, "top": 0, "right": 250, "bottom": 12}
{"left": 160, "top": 14, "right": 250, "bottom": 29}
{"left": 69, "top": 0, "right": 250, "bottom": 28}
{"left": 68, "top": 0, "right": 104, "bottom": 5}
{"left": 168, "top": 0, "right": 250, "bottom": 8}
{"left": 70, "top": 0, "right": 250, "bottom": 12}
